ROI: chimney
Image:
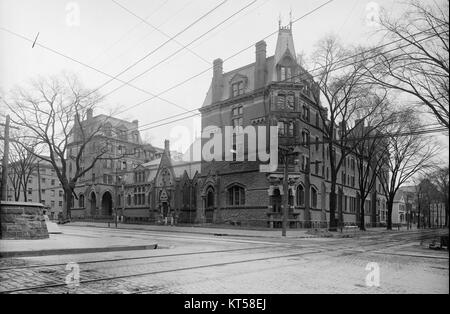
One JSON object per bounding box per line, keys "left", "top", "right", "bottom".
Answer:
{"left": 212, "top": 58, "right": 224, "bottom": 103}
{"left": 164, "top": 139, "right": 170, "bottom": 157}
{"left": 132, "top": 119, "right": 139, "bottom": 128}
{"left": 254, "top": 41, "right": 267, "bottom": 89}
{"left": 86, "top": 108, "right": 93, "bottom": 120}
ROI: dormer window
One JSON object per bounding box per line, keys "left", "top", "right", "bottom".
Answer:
{"left": 280, "top": 67, "right": 292, "bottom": 81}
{"left": 232, "top": 81, "right": 245, "bottom": 97}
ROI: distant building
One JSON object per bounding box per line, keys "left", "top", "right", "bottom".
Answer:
{"left": 429, "top": 202, "right": 446, "bottom": 228}
{"left": 69, "top": 109, "right": 163, "bottom": 218}
{"left": 6, "top": 158, "right": 64, "bottom": 220}
{"left": 392, "top": 192, "right": 407, "bottom": 225}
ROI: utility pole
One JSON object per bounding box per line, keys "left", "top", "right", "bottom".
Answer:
{"left": 1, "top": 115, "right": 11, "bottom": 201}
{"left": 280, "top": 144, "right": 302, "bottom": 237}
{"left": 304, "top": 144, "right": 313, "bottom": 229}
{"left": 282, "top": 154, "right": 289, "bottom": 237}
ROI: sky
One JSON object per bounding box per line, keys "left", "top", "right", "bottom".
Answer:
{"left": 0, "top": 0, "right": 448, "bottom": 163}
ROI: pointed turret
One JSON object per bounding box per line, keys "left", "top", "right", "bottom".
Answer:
{"left": 271, "top": 21, "right": 297, "bottom": 82}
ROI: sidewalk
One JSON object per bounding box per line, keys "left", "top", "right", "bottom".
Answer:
{"left": 0, "top": 232, "right": 157, "bottom": 258}
{"left": 66, "top": 221, "right": 395, "bottom": 239}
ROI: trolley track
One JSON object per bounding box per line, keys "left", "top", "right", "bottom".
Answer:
{"left": 0, "top": 230, "right": 444, "bottom": 294}
{"left": 0, "top": 228, "right": 441, "bottom": 271}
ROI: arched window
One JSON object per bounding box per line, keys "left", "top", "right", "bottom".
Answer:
{"left": 192, "top": 183, "right": 197, "bottom": 208}
{"left": 311, "top": 187, "right": 318, "bottom": 208}
{"left": 78, "top": 194, "right": 85, "bottom": 208}
{"left": 127, "top": 194, "right": 131, "bottom": 206}
{"left": 228, "top": 185, "right": 245, "bottom": 206}
{"left": 296, "top": 185, "right": 305, "bottom": 206}
{"left": 182, "top": 184, "right": 190, "bottom": 209}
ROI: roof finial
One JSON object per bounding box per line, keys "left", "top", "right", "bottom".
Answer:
{"left": 278, "top": 13, "right": 282, "bottom": 29}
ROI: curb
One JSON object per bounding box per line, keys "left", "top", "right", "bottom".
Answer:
{"left": 67, "top": 223, "right": 315, "bottom": 239}
{"left": 0, "top": 243, "right": 158, "bottom": 258}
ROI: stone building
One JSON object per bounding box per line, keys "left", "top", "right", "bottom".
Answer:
{"left": 69, "top": 109, "right": 163, "bottom": 218}
{"left": 195, "top": 23, "right": 386, "bottom": 228}
{"left": 67, "top": 23, "right": 387, "bottom": 228}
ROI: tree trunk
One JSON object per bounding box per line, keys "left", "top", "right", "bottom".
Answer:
{"left": 417, "top": 205, "right": 421, "bottom": 229}
{"left": 329, "top": 184, "right": 337, "bottom": 231}
{"left": 445, "top": 200, "right": 449, "bottom": 228}
{"left": 22, "top": 182, "right": 28, "bottom": 202}
{"left": 386, "top": 199, "right": 393, "bottom": 230}
{"left": 359, "top": 198, "right": 366, "bottom": 231}
{"left": 62, "top": 187, "right": 72, "bottom": 222}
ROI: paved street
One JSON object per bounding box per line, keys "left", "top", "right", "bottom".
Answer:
{"left": 0, "top": 225, "right": 448, "bottom": 294}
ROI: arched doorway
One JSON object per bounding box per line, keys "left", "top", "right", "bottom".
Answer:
{"left": 101, "top": 191, "right": 113, "bottom": 216}
{"left": 90, "top": 192, "right": 96, "bottom": 216}
{"left": 205, "top": 187, "right": 214, "bottom": 223}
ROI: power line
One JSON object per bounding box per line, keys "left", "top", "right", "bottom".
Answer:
{"left": 111, "top": 0, "right": 210, "bottom": 65}
{"left": 116, "top": 0, "right": 337, "bottom": 115}
{"left": 98, "top": 0, "right": 197, "bottom": 71}
{"left": 0, "top": 0, "right": 336, "bottom": 137}
{"left": 0, "top": 26, "right": 194, "bottom": 113}
{"left": 124, "top": 22, "right": 446, "bottom": 122}
{"left": 104, "top": 0, "right": 260, "bottom": 99}
{"left": 129, "top": 27, "right": 446, "bottom": 132}
{"left": 89, "top": 0, "right": 171, "bottom": 64}
{"left": 87, "top": 0, "right": 229, "bottom": 97}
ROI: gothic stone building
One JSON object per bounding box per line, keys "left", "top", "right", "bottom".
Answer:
{"left": 69, "top": 109, "right": 164, "bottom": 219}
{"left": 196, "top": 24, "right": 387, "bottom": 227}
{"left": 69, "top": 24, "right": 387, "bottom": 228}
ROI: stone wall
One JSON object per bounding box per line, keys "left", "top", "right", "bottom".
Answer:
{"left": 0, "top": 201, "right": 49, "bottom": 239}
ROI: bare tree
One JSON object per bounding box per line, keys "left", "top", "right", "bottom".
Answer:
{"left": 369, "top": 0, "right": 449, "bottom": 128}
{"left": 7, "top": 139, "right": 39, "bottom": 201}
{"left": 377, "top": 109, "right": 439, "bottom": 230}
{"left": 310, "top": 36, "right": 382, "bottom": 230}
{"left": 430, "top": 166, "right": 449, "bottom": 226}
{"left": 351, "top": 94, "right": 392, "bottom": 230}
{"left": 3, "top": 74, "right": 121, "bottom": 220}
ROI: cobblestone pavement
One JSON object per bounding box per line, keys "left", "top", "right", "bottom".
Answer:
{"left": 0, "top": 226, "right": 448, "bottom": 294}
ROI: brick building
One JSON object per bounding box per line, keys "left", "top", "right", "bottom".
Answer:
{"left": 195, "top": 23, "right": 386, "bottom": 227}
{"left": 69, "top": 109, "right": 164, "bottom": 218}
{"left": 68, "top": 23, "right": 387, "bottom": 228}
